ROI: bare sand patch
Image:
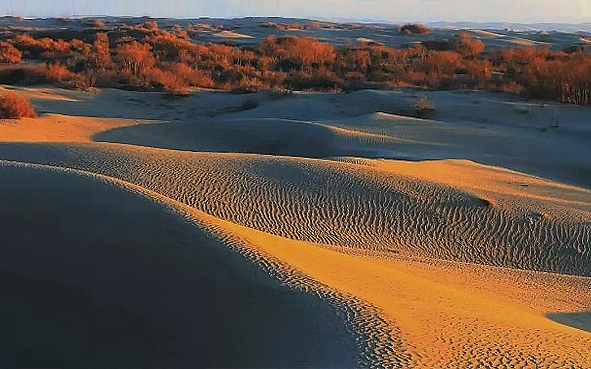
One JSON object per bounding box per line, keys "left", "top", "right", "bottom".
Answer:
{"left": 0, "top": 114, "right": 147, "bottom": 142}
{"left": 213, "top": 30, "right": 254, "bottom": 39}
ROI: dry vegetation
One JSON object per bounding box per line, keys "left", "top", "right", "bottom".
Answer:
{"left": 0, "top": 91, "right": 36, "bottom": 119}
{"left": 1, "top": 21, "right": 591, "bottom": 104}
{"left": 399, "top": 23, "right": 431, "bottom": 35}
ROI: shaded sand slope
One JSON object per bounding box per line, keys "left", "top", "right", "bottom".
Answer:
{"left": 97, "top": 109, "right": 591, "bottom": 188}
{"left": 0, "top": 162, "right": 359, "bottom": 368}
{"left": 0, "top": 142, "right": 589, "bottom": 277}
{"left": 95, "top": 118, "right": 344, "bottom": 158}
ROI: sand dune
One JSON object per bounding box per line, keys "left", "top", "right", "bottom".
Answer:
{"left": 0, "top": 113, "right": 146, "bottom": 142}
{"left": 2, "top": 16, "right": 588, "bottom": 51}
{"left": 1, "top": 86, "right": 590, "bottom": 367}
{"left": 215, "top": 218, "right": 591, "bottom": 368}
{"left": 469, "top": 29, "right": 504, "bottom": 38}
{"left": 0, "top": 160, "right": 362, "bottom": 368}
{"left": 2, "top": 157, "right": 590, "bottom": 367}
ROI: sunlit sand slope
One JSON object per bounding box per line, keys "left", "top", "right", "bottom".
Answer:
{"left": 210, "top": 216, "right": 591, "bottom": 368}
{"left": 0, "top": 142, "right": 589, "bottom": 277}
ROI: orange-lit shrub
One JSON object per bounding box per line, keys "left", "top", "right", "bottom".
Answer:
{"left": 166, "top": 62, "right": 214, "bottom": 88}
{"left": 45, "top": 63, "right": 87, "bottom": 88}
{"left": 400, "top": 24, "right": 431, "bottom": 35}
{"left": 115, "top": 41, "right": 155, "bottom": 75}
{"left": 0, "top": 42, "right": 22, "bottom": 63}
{"left": 454, "top": 32, "right": 485, "bottom": 58}
{"left": 0, "top": 91, "right": 36, "bottom": 119}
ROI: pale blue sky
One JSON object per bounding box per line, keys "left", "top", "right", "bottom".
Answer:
{"left": 1, "top": 0, "right": 590, "bottom": 23}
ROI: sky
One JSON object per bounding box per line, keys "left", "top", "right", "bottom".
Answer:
{"left": 1, "top": 0, "right": 590, "bottom": 23}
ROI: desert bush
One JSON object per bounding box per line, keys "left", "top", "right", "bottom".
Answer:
{"left": 0, "top": 42, "right": 22, "bottom": 63}
{"left": 85, "top": 19, "right": 106, "bottom": 28}
{"left": 0, "top": 64, "right": 49, "bottom": 85}
{"left": 115, "top": 41, "right": 155, "bottom": 76}
{"left": 400, "top": 24, "right": 431, "bottom": 35}
{"left": 284, "top": 71, "right": 342, "bottom": 91}
{"left": 259, "top": 36, "right": 336, "bottom": 72}
{"left": 89, "top": 33, "right": 112, "bottom": 68}
{"left": 454, "top": 32, "right": 485, "bottom": 58}
{"left": 143, "top": 21, "right": 159, "bottom": 31}
{"left": 240, "top": 97, "right": 260, "bottom": 111}
{"left": 4, "top": 27, "right": 591, "bottom": 105}
{"left": 166, "top": 62, "right": 214, "bottom": 88}
{"left": 45, "top": 63, "right": 87, "bottom": 89}
{"left": 0, "top": 91, "right": 36, "bottom": 119}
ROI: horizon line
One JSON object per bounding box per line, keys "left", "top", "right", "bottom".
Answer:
{"left": 2, "top": 14, "right": 591, "bottom": 27}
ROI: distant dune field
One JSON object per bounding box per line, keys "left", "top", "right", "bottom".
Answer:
{"left": 0, "top": 86, "right": 590, "bottom": 367}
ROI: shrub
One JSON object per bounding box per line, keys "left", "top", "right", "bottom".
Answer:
{"left": 500, "top": 82, "right": 524, "bottom": 94}
{"left": 45, "top": 63, "right": 87, "bottom": 89}
{"left": 0, "top": 91, "right": 36, "bottom": 119}
{"left": 0, "top": 42, "right": 22, "bottom": 63}
{"left": 454, "top": 32, "right": 485, "bottom": 58}
{"left": 4, "top": 26, "right": 591, "bottom": 105}
{"left": 400, "top": 24, "right": 431, "bottom": 35}
{"left": 143, "top": 21, "right": 159, "bottom": 31}
{"left": 240, "top": 97, "right": 259, "bottom": 111}
{"left": 0, "top": 64, "right": 49, "bottom": 85}
{"left": 144, "top": 67, "right": 189, "bottom": 95}
{"left": 85, "top": 19, "right": 106, "bottom": 28}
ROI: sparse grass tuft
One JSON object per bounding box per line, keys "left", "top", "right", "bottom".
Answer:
{"left": 415, "top": 95, "right": 434, "bottom": 116}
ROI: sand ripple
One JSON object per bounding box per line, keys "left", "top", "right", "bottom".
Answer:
{"left": 0, "top": 142, "right": 589, "bottom": 277}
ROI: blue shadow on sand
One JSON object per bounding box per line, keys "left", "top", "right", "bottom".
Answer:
{"left": 546, "top": 312, "right": 591, "bottom": 333}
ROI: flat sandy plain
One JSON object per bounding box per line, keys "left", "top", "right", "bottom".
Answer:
{"left": 0, "top": 85, "right": 590, "bottom": 368}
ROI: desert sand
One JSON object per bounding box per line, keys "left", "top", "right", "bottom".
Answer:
{"left": 0, "top": 85, "right": 590, "bottom": 367}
